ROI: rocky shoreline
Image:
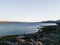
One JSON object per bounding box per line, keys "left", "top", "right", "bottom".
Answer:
{"left": 0, "top": 25, "right": 60, "bottom": 45}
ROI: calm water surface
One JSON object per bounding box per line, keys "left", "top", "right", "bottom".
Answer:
{"left": 0, "top": 22, "right": 56, "bottom": 36}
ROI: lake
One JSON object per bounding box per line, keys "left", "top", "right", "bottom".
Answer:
{"left": 0, "top": 22, "right": 56, "bottom": 36}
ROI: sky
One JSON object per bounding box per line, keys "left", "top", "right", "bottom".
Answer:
{"left": 0, "top": 0, "right": 60, "bottom": 22}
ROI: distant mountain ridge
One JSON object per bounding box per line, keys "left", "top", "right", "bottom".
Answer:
{"left": 40, "top": 20, "right": 60, "bottom": 23}
{"left": 0, "top": 20, "right": 60, "bottom": 23}
{"left": 0, "top": 21, "right": 38, "bottom": 23}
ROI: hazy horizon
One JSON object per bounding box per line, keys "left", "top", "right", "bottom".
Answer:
{"left": 0, "top": 0, "right": 60, "bottom": 22}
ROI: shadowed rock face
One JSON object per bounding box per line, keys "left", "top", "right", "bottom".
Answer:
{"left": 56, "top": 22, "right": 60, "bottom": 25}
